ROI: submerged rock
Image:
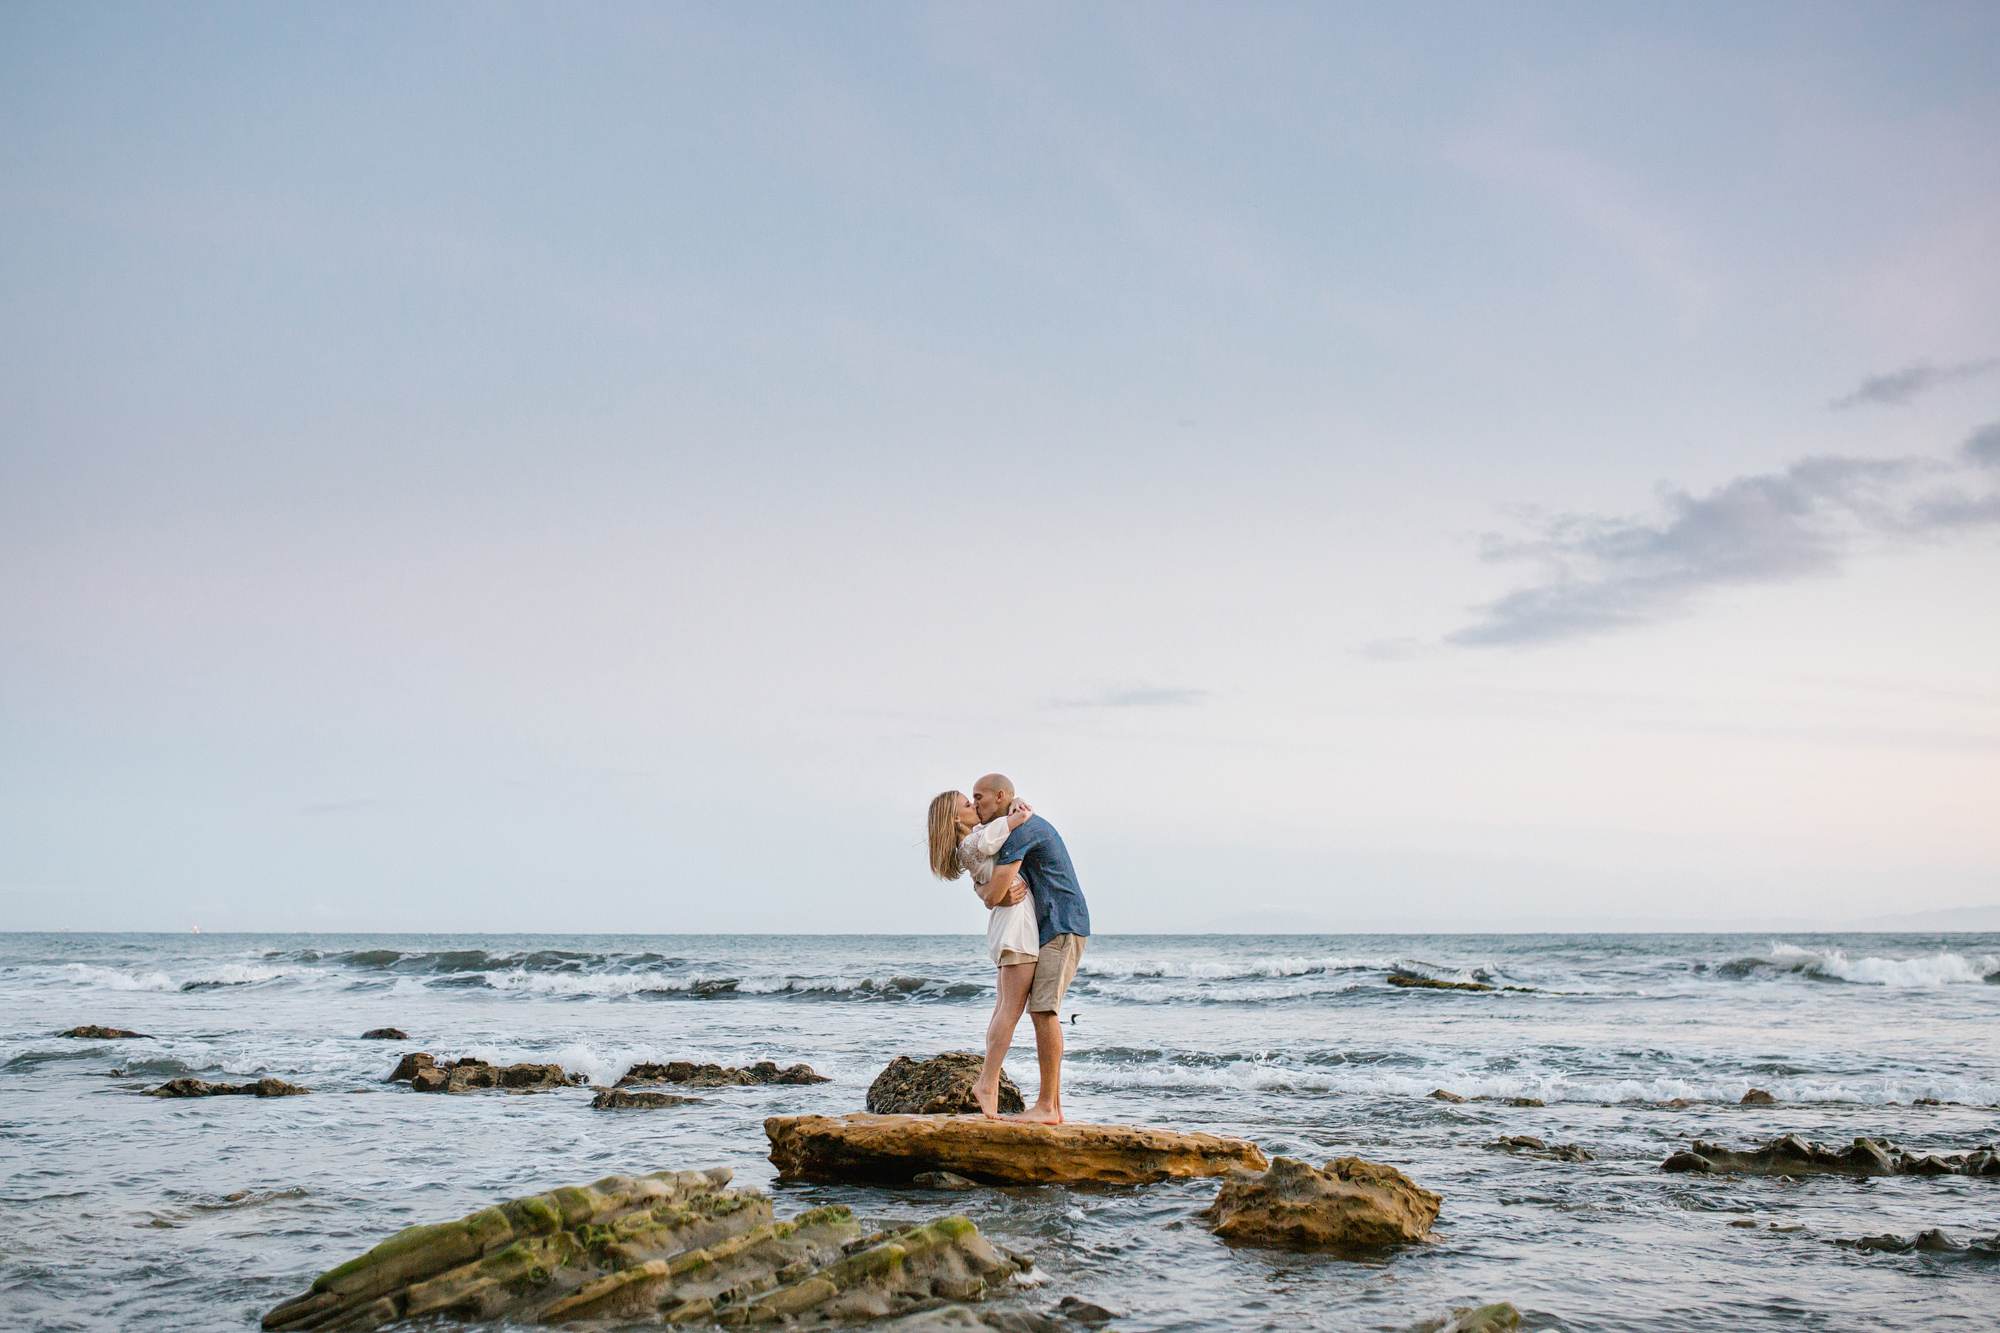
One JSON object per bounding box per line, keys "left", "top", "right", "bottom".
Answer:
{"left": 1389, "top": 975, "right": 1494, "bottom": 992}
{"left": 1054, "top": 1296, "right": 1118, "bottom": 1325}
{"left": 259, "top": 1166, "right": 1032, "bottom": 1331}
{"left": 61, "top": 1025, "right": 150, "bottom": 1039}
{"left": 1403, "top": 1302, "right": 1522, "bottom": 1333}
{"left": 1427, "top": 1089, "right": 1466, "bottom": 1103}
{"left": 1661, "top": 1135, "right": 2000, "bottom": 1178}
{"left": 617, "top": 1060, "right": 829, "bottom": 1088}
{"left": 910, "top": 1171, "right": 979, "bottom": 1191}
{"left": 1740, "top": 1089, "right": 1777, "bottom": 1105}
{"left": 1200, "top": 1155, "right": 1441, "bottom": 1249}
{"left": 765, "top": 1113, "right": 1268, "bottom": 1186}
{"left": 591, "top": 1088, "right": 701, "bottom": 1109}
{"left": 150, "top": 1077, "right": 309, "bottom": 1098}
{"left": 387, "top": 1052, "right": 435, "bottom": 1082}
{"left": 360, "top": 1028, "right": 408, "bottom": 1041}
{"left": 1486, "top": 1136, "right": 1591, "bottom": 1162}
{"left": 1837, "top": 1229, "right": 2000, "bottom": 1255}
{"left": 411, "top": 1059, "right": 581, "bottom": 1093}
{"left": 867, "top": 1053, "right": 1024, "bottom": 1115}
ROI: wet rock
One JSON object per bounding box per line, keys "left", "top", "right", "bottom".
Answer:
{"left": 261, "top": 1166, "right": 1033, "bottom": 1331}
{"left": 410, "top": 1059, "right": 581, "bottom": 1093}
{"left": 616, "top": 1059, "right": 829, "bottom": 1088}
{"left": 1054, "top": 1295, "right": 1118, "bottom": 1325}
{"left": 1740, "top": 1089, "right": 1777, "bottom": 1106}
{"left": 387, "top": 1052, "right": 435, "bottom": 1082}
{"left": 1427, "top": 1089, "right": 1466, "bottom": 1103}
{"left": 1504, "top": 1098, "right": 1544, "bottom": 1107}
{"left": 1201, "top": 1156, "right": 1440, "bottom": 1250}
{"left": 591, "top": 1088, "right": 702, "bottom": 1109}
{"left": 1389, "top": 975, "right": 1495, "bottom": 992}
{"left": 1661, "top": 1135, "right": 2000, "bottom": 1178}
{"left": 1486, "top": 1136, "right": 1591, "bottom": 1162}
{"left": 1837, "top": 1228, "right": 1994, "bottom": 1254}
{"left": 360, "top": 1028, "right": 408, "bottom": 1041}
{"left": 60, "top": 1025, "right": 150, "bottom": 1039}
{"left": 911, "top": 1171, "right": 979, "bottom": 1191}
{"left": 766, "top": 1113, "right": 1268, "bottom": 1186}
{"left": 867, "top": 1053, "right": 1025, "bottom": 1115}
{"left": 1659, "top": 1098, "right": 1694, "bottom": 1108}
{"left": 1404, "top": 1302, "right": 1521, "bottom": 1333}
{"left": 881, "top": 1308, "right": 1062, "bottom": 1333}
{"left": 150, "top": 1077, "right": 309, "bottom": 1098}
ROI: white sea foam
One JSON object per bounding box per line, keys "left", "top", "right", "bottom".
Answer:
{"left": 1766, "top": 943, "right": 1995, "bottom": 986}
{"left": 59, "top": 964, "right": 176, "bottom": 992}
{"left": 1081, "top": 954, "right": 1392, "bottom": 980}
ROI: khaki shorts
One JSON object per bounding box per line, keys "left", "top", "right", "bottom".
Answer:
{"left": 1027, "top": 934, "right": 1086, "bottom": 1013}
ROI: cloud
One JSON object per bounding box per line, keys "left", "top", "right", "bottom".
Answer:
{"left": 1047, "top": 685, "right": 1207, "bottom": 708}
{"left": 1447, "top": 428, "right": 2000, "bottom": 648}
{"left": 1830, "top": 358, "right": 1999, "bottom": 409}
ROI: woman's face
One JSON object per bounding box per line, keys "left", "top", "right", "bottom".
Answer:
{"left": 956, "top": 793, "right": 977, "bottom": 828}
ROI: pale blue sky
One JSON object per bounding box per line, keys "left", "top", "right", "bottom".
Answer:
{"left": 3, "top": 3, "right": 1996, "bottom": 931}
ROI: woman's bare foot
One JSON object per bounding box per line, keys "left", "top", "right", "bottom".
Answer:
{"left": 971, "top": 1083, "right": 1001, "bottom": 1119}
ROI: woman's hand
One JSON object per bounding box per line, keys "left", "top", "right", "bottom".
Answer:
{"left": 1007, "top": 799, "right": 1034, "bottom": 830}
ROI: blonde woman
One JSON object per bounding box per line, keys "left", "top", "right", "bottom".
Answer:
{"left": 927, "top": 788, "right": 1036, "bottom": 1118}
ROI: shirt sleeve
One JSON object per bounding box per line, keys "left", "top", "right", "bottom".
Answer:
{"left": 995, "top": 818, "right": 1041, "bottom": 866}
{"left": 971, "top": 818, "right": 1013, "bottom": 857}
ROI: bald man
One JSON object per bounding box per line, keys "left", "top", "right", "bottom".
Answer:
{"left": 971, "top": 774, "right": 1090, "bottom": 1123}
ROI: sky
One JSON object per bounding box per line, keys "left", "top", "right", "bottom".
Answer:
{"left": 2, "top": 2, "right": 1996, "bottom": 933}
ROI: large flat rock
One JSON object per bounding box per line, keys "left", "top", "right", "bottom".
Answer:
{"left": 765, "top": 1113, "right": 1268, "bottom": 1186}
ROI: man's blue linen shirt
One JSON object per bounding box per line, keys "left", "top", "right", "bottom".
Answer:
{"left": 995, "top": 814, "right": 1090, "bottom": 947}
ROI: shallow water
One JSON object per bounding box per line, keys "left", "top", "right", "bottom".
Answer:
{"left": 3, "top": 931, "right": 1997, "bottom": 1331}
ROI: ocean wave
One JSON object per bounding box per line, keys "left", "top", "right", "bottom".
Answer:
{"left": 1079, "top": 954, "right": 1393, "bottom": 981}
{"left": 1723, "top": 944, "right": 2000, "bottom": 987}
{"left": 59, "top": 964, "right": 176, "bottom": 992}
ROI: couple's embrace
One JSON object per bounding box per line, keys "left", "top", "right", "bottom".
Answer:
{"left": 925, "top": 774, "right": 1090, "bottom": 1124}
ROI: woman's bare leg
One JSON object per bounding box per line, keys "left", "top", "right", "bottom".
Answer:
{"left": 972, "top": 962, "right": 1035, "bottom": 1118}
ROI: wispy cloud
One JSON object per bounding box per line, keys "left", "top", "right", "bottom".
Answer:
{"left": 1447, "top": 427, "right": 2000, "bottom": 648}
{"left": 1047, "top": 685, "right": 1208, "bottom": 708}
{"left": 1830, "top": 358, "right": 1999, "bottom": 409}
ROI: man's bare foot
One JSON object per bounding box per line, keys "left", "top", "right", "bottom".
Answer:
{"left": 1009, "top": 1104, "right": 1062, "bottom": 1124}
{"left": 970, "top": 1083, "right": 1000, "bottom": 1119}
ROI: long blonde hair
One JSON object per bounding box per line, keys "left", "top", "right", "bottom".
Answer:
{"left": 927, "top": 790, "right": 967, "bottom": 880}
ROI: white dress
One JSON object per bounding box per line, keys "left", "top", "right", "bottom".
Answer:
{"left": 958, "top": 818, "right": 1040, "bottom": 965}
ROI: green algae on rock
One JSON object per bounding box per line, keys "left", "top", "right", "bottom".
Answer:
{"left": 260, "top": 1166, "right": 1033, "bottom": 1331}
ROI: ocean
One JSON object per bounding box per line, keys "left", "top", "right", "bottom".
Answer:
{"left": 3, "top": 931, "right": 1996, "bottom": 1331}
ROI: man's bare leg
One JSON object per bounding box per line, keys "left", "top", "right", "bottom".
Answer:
{"left": 972, "top": 963, "right": 1034, "bottom": 1118}
{"left": 1013, "top": 1010, "right": 1064, "bottom": 1123}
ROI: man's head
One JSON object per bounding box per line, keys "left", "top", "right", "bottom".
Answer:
{"left": 971, "top": 773, "right": 1015, "bottom": 823}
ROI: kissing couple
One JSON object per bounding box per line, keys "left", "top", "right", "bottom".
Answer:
{"left": 925, "top": 774, "right": 1091, "bottom": 1124}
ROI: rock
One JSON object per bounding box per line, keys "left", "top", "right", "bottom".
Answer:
{"left": 1404, "top": 1302, "right": 1522, "bottom": 1333}
{"left": 1504, "top": 1097, "right": 1544, "bottom": 1107}
{"left": 1740, "top": 1089, "right": 1777, "bottom": 1105}
{"left": 1660, "top": 1135, "right": 1999, "bottom": 1178}
{"left": 765, "top": 1113, "right": 1268, "bottom": 1186}
{"left": 260, "top": 1166, "right": 1031, "bottom": 1331}
{"left": 410, "top": 1059, "right": 579, "bottom": 1093}
{"left": 150, "top": 1077, "right": 309, "bottom": 1098}
{"left": 361, "top": 1028, "right": 408, "bottom": 1040}
{"left": 1055, "top": 1296, "right": 1118, "bottom": 1324}
{"left": 387, "top": 1052, "right": 435, "bottom": 1082}
{"left": 1660, "top": 1098, "right": 1693, "bottom": 1108}
{"left": 1427, "top": 1089, "right": 1466, "bottom": 1103}
{"left": 867, "top": 1053, "right": 1026, "bottom": 1115}
{"left": 1201, "top": 1156, "right": 1441, "bottom": 1249}
{"left": 1839, "top": 1228, "right": 1975, "bottom": 1254}
{"left": 1486, "top": 1137, "right": 1590, "bottom": 1162}
{"left": 60, "top": 1025, "right": 150, "bottom": 1039}
{"left": 880, "top": 1307, "right": 1062, "bottom": 1333}
{"left": 1388, "top": 975, "right": 1495, "bottom": 992}
{"left": 591, "top": 1088, "right": 701, "bottom": 1109}
{"left": 911, "top": 1171, "right": 980, "bottom": 1191}
{"left": 616, "top": 1059, "right": 829, "bottom": 1088}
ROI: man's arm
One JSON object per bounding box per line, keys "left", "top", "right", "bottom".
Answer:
{"left": 981, "top": 861, "right": 1027, "bottom": 908}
